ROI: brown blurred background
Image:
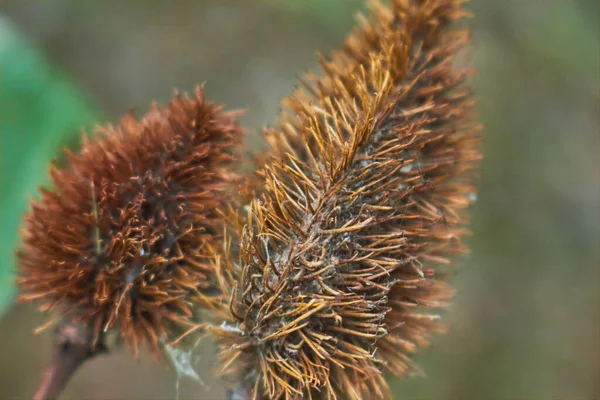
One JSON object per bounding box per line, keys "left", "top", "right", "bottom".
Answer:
{"left": 0, "top": 1, "right": 598, "bottom": 399}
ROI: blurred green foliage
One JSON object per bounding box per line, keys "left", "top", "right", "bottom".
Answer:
{"left": 270, "top": 0, "right": 363, "bottom": 32}
{"left": 0, "top": 17, "right": 98, "bottom": 317}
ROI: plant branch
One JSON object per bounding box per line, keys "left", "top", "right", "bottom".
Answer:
{"left": 32, "top": 320, "right": 107, "bottom": 400}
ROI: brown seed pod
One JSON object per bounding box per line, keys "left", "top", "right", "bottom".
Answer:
{"left": 206, "top": 0, "right": 481, "bottom": 399}
{"left": 17, "top": 86, "right": 244, "bottom": 356}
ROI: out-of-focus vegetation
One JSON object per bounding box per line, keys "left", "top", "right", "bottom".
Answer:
{"left": 0, "top": 18, "right": 98, "bottom": 317}
{"left": 0, "top": 1, "right": 598, "bottom": 399}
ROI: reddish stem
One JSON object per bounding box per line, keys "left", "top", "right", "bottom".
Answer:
{"left": 32, "top": 321, "right": 106, "bottom": 400}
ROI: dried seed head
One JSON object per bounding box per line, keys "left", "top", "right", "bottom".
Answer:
{"left": 17, "top": 86, "right": 244, "bottom": 356}
{"left": 207, "top": 0, "right": 481, "bottom": 398}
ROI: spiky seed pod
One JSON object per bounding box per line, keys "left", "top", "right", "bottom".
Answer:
{"left": 17, "top": 87, "right": 243, "bottom": 356}
{"left": 207, "top": 0, "right": 481, "bottom": 399}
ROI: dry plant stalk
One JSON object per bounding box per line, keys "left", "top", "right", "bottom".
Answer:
{"left": 17, "top": 86, "right": 244, "bottom": 357}
{"left": 205, "top": 0, "right": 481, "bottom": 398}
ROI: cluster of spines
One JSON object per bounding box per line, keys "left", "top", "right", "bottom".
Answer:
{"left": 16, "top": 0, "right": 482, "bottom": 397}
{"left": 206, "top": 0, "right": 481, "bottom": 399}
{"left": 17, "top": 87, "right": 244, "bottom": 356}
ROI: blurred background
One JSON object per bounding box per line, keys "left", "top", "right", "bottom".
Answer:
{"left": 0, "top": 0, "right": 598, "bottom": 399}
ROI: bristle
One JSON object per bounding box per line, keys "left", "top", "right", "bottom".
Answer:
{"left": 208, "top": 0, "right": 481, "bottom": 398}
{"left": 17, "top": 86, "right": 244, "bottom": 356}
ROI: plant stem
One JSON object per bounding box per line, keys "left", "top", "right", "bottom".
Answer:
{"left": 32, "top": 321, "right": 107, "bottom": 400}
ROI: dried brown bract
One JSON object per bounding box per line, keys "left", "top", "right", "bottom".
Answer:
{"left": 208, "top": 0, "right": 481, "bottom": 398}
{"left": 17, "top": 86, "right": 244, "bottom": 356}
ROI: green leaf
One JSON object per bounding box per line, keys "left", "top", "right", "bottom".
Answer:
{"left": 0, "top": 17, "right": 99, "bottom": 318}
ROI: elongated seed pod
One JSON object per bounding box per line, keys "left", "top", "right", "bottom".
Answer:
{"left": 209, "top": 0, "right": 481, "bottom": 398}
{"left": 17, "top": 86, "right": 244, "bottom": 356}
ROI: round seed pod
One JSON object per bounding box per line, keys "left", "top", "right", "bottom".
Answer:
{"left": 17, "top": 86, "right": 244, "bottom": 356}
